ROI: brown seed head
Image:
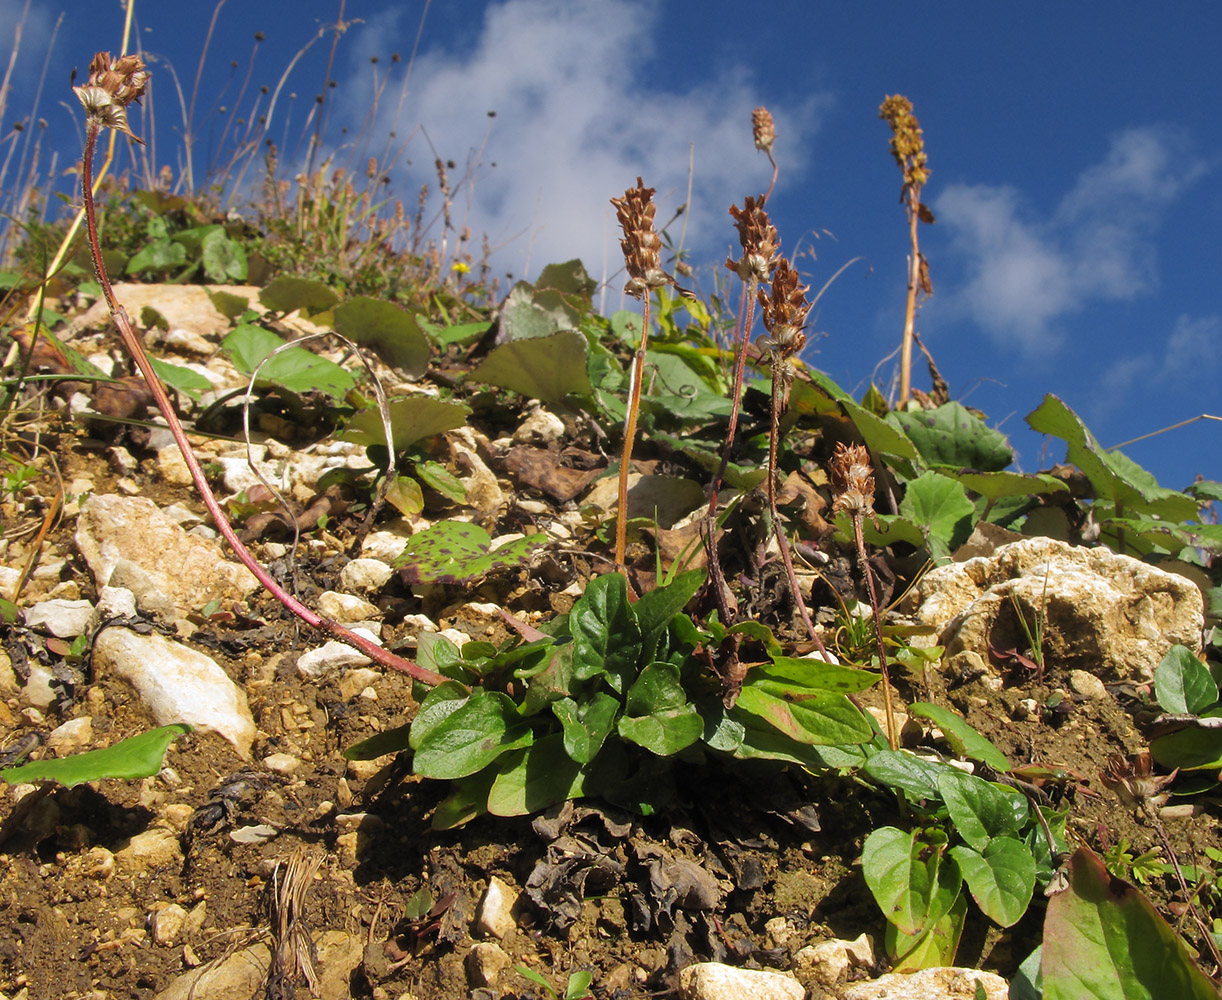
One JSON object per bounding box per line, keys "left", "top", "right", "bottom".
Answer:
{"left": 752, "top": 106, "right": 775, "bottom": 154}
{"left": 1101, "top": 751, "right": 1177, "bottom": 812}
{"left": 756, "top": 257, "right": 809, "bottom": 359}
{"left": 74, "top": 52, "right": 149, "bottom": 144}
{"left": 725, "top": 196, "right": 779, "bottom": 284}
{"left": 611, "top": 177, "right": 670, "bottom": 299}
{"left": 879, "top": 94, "right": 929, "bottom": 190}
{"left": 829, "top": 443, "right": 877, "bottom": 521}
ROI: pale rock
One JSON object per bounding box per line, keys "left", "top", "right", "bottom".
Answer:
{"left": 23, "top": 663, "right": 57, "bottom": 708}
{"left": 584, "top": 473, "right": 705, "bottom": 528}
{"left": 1069, "top": 668, "right": 1108, "bottom": 701}
{"left": 438, "top": 628, "right": 470, "bottom": 650}
{"left": 218, "top": 454, "right": 287, "bottom": 495}
{"left": 793, "top": 933, "right": 874, "bottom": 986}
{"left": 83, "top": 845, "right": 116, "bottom": 880}
{"left": 95, "top": 585, "right": 139, "bottom": 620}
{"left": 93, "top": 628, "right": 256, "bottom": 758}
{"left": 0, "top": 651, "right": 16, "bottom": 693}
{"left": 315, "top": 930, "right": 365, "bottom": 1000}
{"left": 764, "top": 916, "right": 793, "bottom": 950}
{"left": 104, "top": 560, "right": 176, "bottom": 619}
{"left": 296, "top": 629, "right": 382, "bottom": 679}
{"left": 466, "top": 942, "right": 511, "bottom": 988}
{"left": 155, "top": 446, "right": 193, "bottom": 487}
{"left": 76, "top": 495, "right": 258, "bottom": 618}
{"left": 262, "top": 753, "right": 301, "bottom": 774}
{"left": 153, "top": 941, "right": 270, "bottom": 1000}
{"left": 163, "top": 503, "right": 205, "bottom": 526}
{"left": 678, "top": 962, "right": 804, "bottom": 1000}
{"left": 451, "top": 439, "right": 504, "bottom": 515}
{"left": 340, "top": 558, "right": 393, "bottom": 593}
{"left": 513, "top": 407, "right": 565, "bottom": 445}
{"left": 0, "top": 566, "right": 18, "bottom": 601}
{"left": 163, "top": 803, "right": 195, "bottom": 832}
{"left": 23, "top": 599, "right": 94, "bottom": 637}
{"left": 911, "top": 537, "right": 1202, "bottom": 683}
{"left": 339, "top": 668, "right": 381, "bottom": 702}
{"left": 151, "top": 903, "right": 189, "bottom": 946}
{"left": 361, "top": 527, "right": 413, "bottom": 563}
{"left": 842, "top": 966, "right": 1009, "bottom": 1000}
{"left": 475, "top": 876, "right": 518, "bottom": 939}
{"left": 46, "top": 717, "right": 93, "bottom": 754}
{"left": 317, "top": 590, "right": 380, "bottom": 623}
{"left": 116, "top": 828, "right": 183, "bottom": 871}
{"left": 107, "top": 445, "right": 139, "bottom": 474}
{"left": 73, "top": 282, "right": 259, "bottom": 341}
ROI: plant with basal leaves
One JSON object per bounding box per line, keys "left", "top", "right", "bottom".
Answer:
{"left": 345, "top": 569, "right": 878, "bottom": 829}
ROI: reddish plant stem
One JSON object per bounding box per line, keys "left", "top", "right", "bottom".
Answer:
{"left": 852, "top": 511, "right": 897, "bottom": 750}
{"left": 767, "top": 362, "right": 828, "bottom": 659}
{"left": 81, "top": 121, "right": 447, "bottom": 688}
{"left": 615, "top": 295, "right": 652, "bottom": 573}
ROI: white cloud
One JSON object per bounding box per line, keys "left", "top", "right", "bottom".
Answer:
{"left": 338, "top": 0, "right": 826, "bottom": 289}
{"left": 1093, "top": 312, "right": 1221, "bottom": 419}
{"left": 934, "top": 126, "right": 1205, "bottom": 353}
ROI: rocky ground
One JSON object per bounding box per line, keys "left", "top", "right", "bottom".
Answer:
{"left": 0, "top": 283, "right": 1218, "bottom": 1000}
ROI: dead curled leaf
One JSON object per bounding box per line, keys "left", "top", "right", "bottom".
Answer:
{"left": 504, "top": 445, "right": 602, "bottom": 502}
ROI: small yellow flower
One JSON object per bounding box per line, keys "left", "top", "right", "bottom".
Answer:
{"left": 451, "top": 261, "right": 470, "bottom": 274}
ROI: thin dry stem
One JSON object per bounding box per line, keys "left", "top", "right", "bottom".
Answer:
{"left": 77, "top": 65, "right": 445, "bottom": 687}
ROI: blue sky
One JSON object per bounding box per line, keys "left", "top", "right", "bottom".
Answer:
{"left": 3, "top": 0, "right": 1219, "bottom": 491}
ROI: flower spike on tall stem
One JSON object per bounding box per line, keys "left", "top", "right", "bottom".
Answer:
{"left": 830, "top": 442, "right": 898, "bottom": 749}
{"left": 610, "top": 178, "right": 674, "bottom": 574}
{"left": 756, "top": 258, "right": 828, "bottom": 660}
{"left": 75, "top": 51, "right": 447, "bottom": 689}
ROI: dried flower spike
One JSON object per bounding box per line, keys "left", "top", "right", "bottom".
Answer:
{"left": 611, "top": 178, "right": 671, "bottom": 299}
{"left": 757, "top": 257, "right": 809, "bottom": 360}
{"left": 74, "top": 52, "right": 149, "bottom": 144}
{"left": 879, "top": 94, "right": 928, "bottom": 189}
{"left": 752, "top": 106, "right": 775, "bottom": 154}
{"left": 726, "top": 196, "right": 779, "bottom": 284}
{"left": 830, "top": 443, "right": 878, "bottom": 523}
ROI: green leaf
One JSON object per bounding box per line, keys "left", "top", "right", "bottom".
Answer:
{"left": 899, "top": 472, "right": 976, "bottom": 563}
{"left": 1042, "top": 846, "right": 1219, "bottom": 999}
{"left": 469, "top": 330, "right": 592, "bottom": 403}
{"left": 633, "top": 569, "right": 704, "bottom": 661}
{"left": 343, "top": 723, "right": 412, "bottom": 760}
{"left": 413, "top": 460, "right": 467, "bottom": 503}
{"left": 761, "top": 657, "right": 882, "bottom": 694}
{"left": 200, "top": 227, "right": 248, "bottom": 282}
{"left": 149, "top": 357, "right": 213, "bottom": 402}
{"left": 1026, "top": 395, "right": 1197, "bottom": 521}
{"left": 410, "top": 689, "right": 532, "bottom": 780}
{"left": 391, "top": 520, "right": 546, "bottom": 585}
{"left": 570, "top": 574, "right": 642, "bottom": 694}
{"left": 734, "top": 682, "right": 872, "bottom": 746}
{"left": 127, "top": 239, "right": 186, "bottom": 274}
{"left": 842, "top": 399, "right": 920, "bottom": 462}
{"left": 886, "top": 888, "right": 967, "bottom": 972}
{"left": 553, "top": 693, "right": 619, "bottom": 763}
{"left": 861, "top": 750, "right": 948, "bottom": 801}
{"left": 342, "top": 396, "right": 472, "bottom": 453}
{"left": 942, "top": 469, "right": 1069, "bottom": 505}
{"left": 420, "top": 319, "right": 491, "bottom": 348}
{"left": 892, "top": 402, "right": 1013, "bottom": 471}
{"left": 1, "top": 724, "right": 191, "bottom": 788}
{"left": 206, "top": 288, "right": 250, "bottom": 320}
{"left": 258, "top": 275, "right": 338, "bottom": 316}
{"left": 862, "top": 826, "right": 962, "bottom": 936}
{"left": 938, "top": 768, "right": 1028, "bottom": 850}
{"left": 1150, "top": 714, "right": 1222, "bottom": 771}
{"left": 1154, "top": 645, "right": 1218, "bottom": 715}
{"left": 334, "top": 296, "right": 431, "bottom": 377}
{"left": 908, "top": 703, "right": 1013, "bottom": 772}
{"left": 221, "top": 324, "right": 354, "bottom": 398}
{"left": 616, "top": 663, "right": 703, "bottom": 756}
{"left": 950, "top": 839, "right": 1037, "bottom": 927}
{"left": 487, "top": 734, "right": 588, "bottom": 816}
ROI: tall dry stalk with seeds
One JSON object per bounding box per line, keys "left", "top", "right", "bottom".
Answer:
{"left": 757, "top": 258, "right": 827, "bottom": 657}
{"left": 879, "top": 95, "right": 933, "bottom": 407}
{"left": 703, "top": 193, "right": 779, "bottom": 619}
{"left": 830, "top": 442, "right": 897, "bottom": 749}
{"left": 752, "top": 106, "right": 778, "bottom": 203}
{"left": 610, "top": 178, "right": 672, "bottom": 571}
{"left": 74, "top": 51, "right": 445, "bottom": 688}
